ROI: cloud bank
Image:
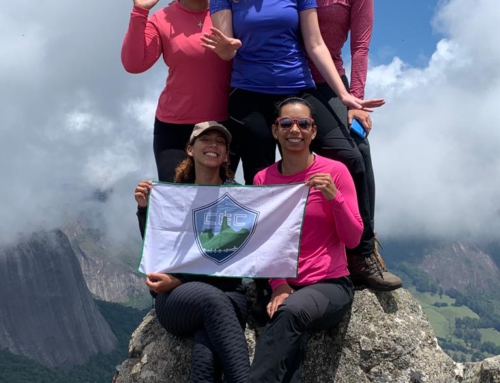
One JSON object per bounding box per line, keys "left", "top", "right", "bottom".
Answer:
{"left": 1, "top": 0, "right": 499, "bottom": 246}
{"left": 366, "top": 0, "right": 500, "bottom": 240}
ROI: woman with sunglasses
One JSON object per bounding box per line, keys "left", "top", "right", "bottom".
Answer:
{"left": 201, "top": 0, "right": 384, "bottom": 186}
{"left": 309, "top": 0, "right": 402, "bottom": 291}
{"left": 121, "top": 0, "right": 232, "bottom": 182}
{"left": 248, "top": 98, "right": 362, "bottom": 382}
{"left": 134, "top": 122, "right": 249, "bottom": 383}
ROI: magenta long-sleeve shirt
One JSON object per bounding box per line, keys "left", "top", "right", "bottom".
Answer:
{"left": 253, "top": 155, "right": 363, "bottom": 290}
{"left": 309, "top": 0, "right": 374, "bottom": 99}
{"left": 121, "top": 3, "right": 231, "bottom": 124}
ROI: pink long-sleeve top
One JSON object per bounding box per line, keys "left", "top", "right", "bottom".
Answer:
{"left": 253, "top": 155, "right": 363, "bottom": 291}
{"left": 309, "top": 0, "right": 374, "bottom": 99}
{"left": 121, "top": 3, "right": 232, "bottom": 124}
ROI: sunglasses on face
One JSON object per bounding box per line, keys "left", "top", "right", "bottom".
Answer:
{"left": 275, "top": 117, "right": 314, "bottom": 130}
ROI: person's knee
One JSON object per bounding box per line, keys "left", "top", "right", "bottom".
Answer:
{"left": 324, "top": 138, "right": 365, "bottom": 175}
{"left": 274, "top": 304, "right": 310, "bottom": 330}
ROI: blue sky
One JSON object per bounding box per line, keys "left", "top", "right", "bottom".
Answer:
{"left": 371, "top": 0, "right": 441, "bottom": 67}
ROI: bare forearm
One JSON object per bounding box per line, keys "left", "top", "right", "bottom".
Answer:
{"left": 307, "top": 44, "right": 349, "bottom": 100}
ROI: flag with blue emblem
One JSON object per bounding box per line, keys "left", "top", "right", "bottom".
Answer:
{"left": 139, "top": 183, "right": 309, "bottom": 278}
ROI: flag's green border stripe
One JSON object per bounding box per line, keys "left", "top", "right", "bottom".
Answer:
{"left": 137, "top": 186, "right": 153, "bottom": 276}
{"left": 152, "top": 181, "right": 306, "bottom": 187}
{"left": 294, "top": 186, "right": 310, "bottom": 279}
{"left": 137, "top": 182, "right": 308, "bottom": 278}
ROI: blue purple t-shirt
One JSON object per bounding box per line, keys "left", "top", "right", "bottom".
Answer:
{"left": 210, "top": 0, "right": 317, "bottom": 94}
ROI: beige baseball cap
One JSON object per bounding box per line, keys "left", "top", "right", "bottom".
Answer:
{"left": 190, "top": 121, "right": 232, "bottom": 144}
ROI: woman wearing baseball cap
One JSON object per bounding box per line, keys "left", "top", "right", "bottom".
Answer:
{"left": 134, "top": 122, "right": 249, "bottom": 383}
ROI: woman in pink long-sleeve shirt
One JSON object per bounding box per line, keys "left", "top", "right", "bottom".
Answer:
{"left": 249, "top": 97, "right": 362, "bottom": 382}
{"left": 309, "top": 0, "right": 403, "bottom": 291}
{"left": 121, "top": 0, "right": 232, "bottom": 182}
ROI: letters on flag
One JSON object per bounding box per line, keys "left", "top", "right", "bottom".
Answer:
{"left": 139, "top": 183, "right": 309, "bottom": 278}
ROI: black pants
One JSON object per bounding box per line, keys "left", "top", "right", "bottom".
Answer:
{"left": 155, "top": 282, "right": 249, "bottom": 383}
{"left": 153, "top": 118, "right": 239, "bottom": 182}
{"left": 248, "top": 277, "right": 354, "bottom": 383}
{"left": 227, "top": 87, "right": 374, "bottom": 255}
{"left": 316, "top": 80, "right": 376, "bottom": 243}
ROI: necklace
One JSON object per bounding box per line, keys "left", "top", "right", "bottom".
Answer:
{"left": 191, "top": 14, "right": 204, "bottom": 28}
{"left": 180, "top": 0, "right": 206, "bottom": 28}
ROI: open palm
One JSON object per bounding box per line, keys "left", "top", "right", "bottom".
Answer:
{"left": 201, "top": 27, "right": 242, "bottom": 60}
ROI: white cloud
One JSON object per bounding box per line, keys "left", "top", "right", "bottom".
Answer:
{"left": 0, "top": 1, "right": 160, "bottom": 245}
{"left": 1, "top": 0, "right": 499, "bottom": 247}
{"left": 366, "top": 0, "right": 500, "bottom": 240}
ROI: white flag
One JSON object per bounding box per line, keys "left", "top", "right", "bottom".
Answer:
{"left": 139, "top": 183, "right": 309, "bottom": 278}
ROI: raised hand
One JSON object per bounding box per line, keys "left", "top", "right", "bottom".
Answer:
{"left": 348, "top": 109, "right": 372, "bottom": 135}
{"left": 201, "top": 27, "right": 242, "bottom": 60}
{"left": 340, "top": 93, "right": 385, "bottom": 112}
{"left": 133, "top": 0, "right": 160, "bottom": 11}
{"left": 134, "top": 180, "right": 152, "bottom": 207}
{"left": 306, "top": 173, "right": 338, "bottom": 200}
{"left": 145, "top": 272, "right": 182, "bottom": 293}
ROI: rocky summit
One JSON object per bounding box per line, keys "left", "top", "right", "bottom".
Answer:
{"left": 115, "top": 287, "right": 500, "bottom": 383}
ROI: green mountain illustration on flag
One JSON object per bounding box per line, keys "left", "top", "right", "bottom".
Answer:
{"left": 198, "top": 215, "right": 250, "bottom": 252}
{"left": 193, "top": 193, "right": 259, "bottom": 264}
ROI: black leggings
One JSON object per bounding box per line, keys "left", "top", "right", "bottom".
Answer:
{"left": 316, "top": 80, "right": 376, "bottom": 226}
{"left": 248, "top": 277, "right": 354, "bottom": 383}
{"left": 153, "top": 118, "right": 239, "bottom": 182}
{"left": 155, "top": 282, "right": 249, "bottom": 383}
{"left": 227, "top": 87, "right": 374, "bottom": 255}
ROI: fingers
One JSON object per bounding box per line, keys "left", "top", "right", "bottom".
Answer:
{"left": 359, "top": 107, "right": 373, "bottom": 113}
{"left": 201, "top": 34, "right": 219, "bottom": 44}
{"left": 266, "top": 296, "right": 284, "bottom": 318}
{"left": 360, "top": 99, "right": 385, "bottom": 108}
{"left": 208, "top": 27, "right": 226, "bottom": 38}
{"left": 365, "top": 117, "right": 372, "bottom": 129}
{"left": 348, "top": 101, "right": 363, "bottom": 109}
{"left": 306, "top": 173, "right": 333, "bottom": 184}
{"left": 137, "top": 180, "right": 152, "bottom": 190}
{"left": 145, "top": 276, "right": 158, "bottom": 291}
{"left": 349, "top": 110, "right": 373, "bottom": 135}
{"left": 146, "top": 272, "right": 166, "bottom": 291}
{"left": 148, "top": 272, "right": 163, "bottom": 280}
{"left": 357, "top": 116, "right": 371, "bottom": 130}
{"left": 135, "top": 180, "right": 152, "bottom": 206}
{"left": 266, "top": 302, "right": 273, "bottom": 318}
{"left": 306, "top": 174, "right": 337, "bottom": 200}
{"left": 200, "top": 35, "right": 225, "bottom": 53}
{"left": 201, "top": 29, "right": 227, "bottom": 45}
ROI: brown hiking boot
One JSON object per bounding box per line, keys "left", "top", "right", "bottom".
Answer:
{"left": 347, "top": 238, "right": 403, "bottom": 291}
{"left": 373, "top": 233, "right": 387, "bottom": 269}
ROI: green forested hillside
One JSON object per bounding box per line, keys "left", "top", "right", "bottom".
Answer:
{"left": 384, "top": 242, "right": 500, "bottom": 362}
{"left": 0, "top": 300, "right": 148, "bottom": 383}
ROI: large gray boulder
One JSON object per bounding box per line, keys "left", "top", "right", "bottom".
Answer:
{"left": 0, "top": 230, "right": 117, "bottom": 369}
{"left": 115, "top": 288, "right": 500, "bottom": 383}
